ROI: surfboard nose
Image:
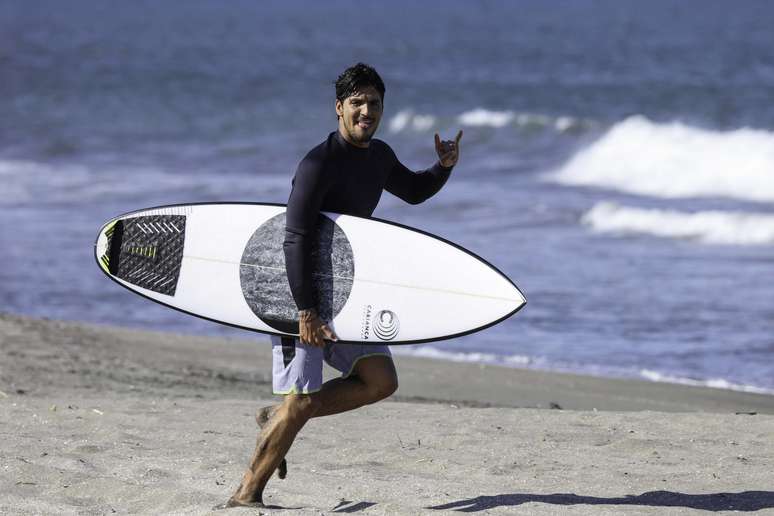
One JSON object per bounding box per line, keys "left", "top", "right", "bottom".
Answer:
{"left": 509, "top": 282, "right": 527, "bottom": 310}
{"left": 484, "top": 269, "right": 527, "bottom": 324}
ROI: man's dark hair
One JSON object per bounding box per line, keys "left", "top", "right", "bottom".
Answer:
{"left": 335, "top": 63, "right": 385, "bottom": 103}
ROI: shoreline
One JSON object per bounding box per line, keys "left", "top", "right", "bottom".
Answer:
{"left": 392, "top": 347, "right": 774, "bottom": 397}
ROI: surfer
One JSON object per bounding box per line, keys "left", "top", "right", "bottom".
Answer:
{"left": 226, "top": 63, "right": 461, "bottom": 508}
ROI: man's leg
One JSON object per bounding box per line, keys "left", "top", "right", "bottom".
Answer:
{"left": 255, "top": 406, "right": 287, "bottom": 479}
{"left": 253, "top": 355, "right": 398, "bottom": 474}
{"left": 234, "top": 355, "right": 398, "bottom": 505}
{"left": 228, "top": 337, "right": 323, "bottom": 506}
{"left": 229, "top": 393, "right": 321, "bottom": 506}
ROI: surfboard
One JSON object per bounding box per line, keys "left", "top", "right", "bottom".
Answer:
{"left": 94, "top": 203, "right": 525, "bottom": 344}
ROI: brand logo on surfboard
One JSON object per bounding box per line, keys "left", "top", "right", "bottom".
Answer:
{"left": 361, "top": 304, "right": 373, "bottom": 340}
{"left": 373, "top": 309, "right": 399, "bottom": 341}
{"left": 361, "top": 306, "right": 400, "bottom": 341}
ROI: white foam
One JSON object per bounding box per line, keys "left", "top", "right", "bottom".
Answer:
{"left": 0, "top": 158, "right": 290, "bottom": 206}
{"left": 458, "top": 108, "right": 514, "bottom": 128}
{"left": 387, "top": 110, "right": 437, "bottom": 133}
{"left": 640, "top": 369, "right": 774, "bottom": 395}
{"left": 555, "top": 116, "right": 577, "bottom": 133}
{"left": 395, "top": 346, "right": 774, "bottom": 395}
{"left": 458, "top": 109, "right": 589, "bottom": 131}
{"left": 388, "top": 110, "right": 411, "bottom": 132}
{"left": 550, "top": 116, "right": 774, "bottom": 202}
{"left": 0, "top": 159, "right": 96, "bottom": 205}
{"left": 582, "top": 202, "right": 774, "bottom": 245}
{"left": 514, "top": 112, "right": 551, "bottom": 128}
{"left": 392, "top": 345, "right": 531, "bottom": 367}
{"left": 387, "top": 108, "right": 591, "bottom": 133}
{"left": 411, "top": 114, "right": 436, "bottom": 132}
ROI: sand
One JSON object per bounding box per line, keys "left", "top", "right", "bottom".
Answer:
{"left": 1, "top": 313, "right": 773, "bottom": 515}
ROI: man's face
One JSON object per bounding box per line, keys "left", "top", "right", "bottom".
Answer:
{"left": 336, "top": 86, "right": 383, "bottom": 148}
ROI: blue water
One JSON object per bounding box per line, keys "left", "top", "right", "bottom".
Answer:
{"left": 2, "top": 1, "right": 774, "bottom": 392}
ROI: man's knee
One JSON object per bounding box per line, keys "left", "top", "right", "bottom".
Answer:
{"left": 282, "top": 393, "right": 322, "bottom": 423}
{"left": 368, "top": 374, "right": 398, "bottom": 402}
{"left": 353, "top": 355, "right": 399, "bottom": 402}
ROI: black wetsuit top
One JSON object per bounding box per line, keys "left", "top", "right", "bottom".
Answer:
{"left": 284, "top": 130, "right": 452, "bottom": 310}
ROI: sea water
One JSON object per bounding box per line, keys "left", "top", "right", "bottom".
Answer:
{"left": 2, "top": 0, "right": 773, "bottom": 392}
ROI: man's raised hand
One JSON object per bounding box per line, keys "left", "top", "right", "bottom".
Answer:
{"left": 435, "top": 130, "right": 463, "bottom": 168}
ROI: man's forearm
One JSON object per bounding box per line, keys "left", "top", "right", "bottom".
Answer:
{"left": 283, "top": 229, "right": 316, "bottom": 311}
{"left": 413, "top": 162, "right": 452, "bottom": 203}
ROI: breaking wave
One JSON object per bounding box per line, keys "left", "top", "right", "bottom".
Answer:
{"left": 550, "top": 116, "right": 774, "bottom": 202}
{"left": 582, "top": 202, "right": 774, "bottom": 245}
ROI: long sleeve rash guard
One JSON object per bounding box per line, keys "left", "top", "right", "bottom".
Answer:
{"left": 284, "top": 130, "right": 452, "bottom": 311}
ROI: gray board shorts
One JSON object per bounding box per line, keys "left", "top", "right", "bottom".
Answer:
{"left": 271, "top": 335, "right": 392, "bottom": 395}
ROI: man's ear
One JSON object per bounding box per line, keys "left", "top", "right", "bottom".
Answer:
{"left": 335, "top": 99, "right": 343, "bottom": 119}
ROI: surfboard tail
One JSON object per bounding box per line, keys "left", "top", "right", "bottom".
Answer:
{"left": 96, "top": 215, "right": 187, "bottom": 296}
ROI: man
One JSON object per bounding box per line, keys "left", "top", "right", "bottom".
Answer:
{"left": 227, "top": 63, "right": 462, "bottom": 507}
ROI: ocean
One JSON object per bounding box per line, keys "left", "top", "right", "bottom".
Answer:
{"left": 2, "top": 0, "right": 773, "bottom": 393}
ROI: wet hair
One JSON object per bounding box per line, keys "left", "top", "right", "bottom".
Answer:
{"left": 335, "top": 63, "right": 385, "bottom": 103}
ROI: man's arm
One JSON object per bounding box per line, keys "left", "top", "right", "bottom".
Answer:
{"left": 283, "top": 158, "right": 338, "bottom": 346}
{"left": 385, "top": 160, "right": 452, "bottom": 205}
{"left": 384, "top": 131, "right": 462, "bottom": 204}
{"left": 284, "top": 158, "right": 326, "bottom": 311}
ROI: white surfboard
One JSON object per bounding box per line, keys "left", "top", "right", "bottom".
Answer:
{"left": 94, "top": 203, "right": 525, "bottom": 344}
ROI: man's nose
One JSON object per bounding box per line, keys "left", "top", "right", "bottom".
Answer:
{"left": 360, "top": 103, "right": 370, "bottom": 117}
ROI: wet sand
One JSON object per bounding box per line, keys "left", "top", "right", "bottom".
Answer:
{"left": 2, "top": 314, "right": 773, "bottom": 515}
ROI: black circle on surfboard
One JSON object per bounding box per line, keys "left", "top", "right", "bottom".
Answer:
{"left": 239, "top": 213, "right": 354, "bottom": 334}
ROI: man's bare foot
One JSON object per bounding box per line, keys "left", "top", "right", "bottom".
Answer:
{"left": 256, "top": 405, "right": 287, "bottom": 479}
{"left": 213, "top": 496, "right": 265, "bottom": 510}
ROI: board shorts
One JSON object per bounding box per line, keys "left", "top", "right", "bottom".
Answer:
{"left": 270, "top": 336, "right": 392, "bottom": 395}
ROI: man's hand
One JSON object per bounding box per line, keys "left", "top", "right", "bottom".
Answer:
{"left": 435, "top": 130, "right": 463, "bottom": 168}
{"left": 298, "top": 308, "right": 338, "bottom": 347}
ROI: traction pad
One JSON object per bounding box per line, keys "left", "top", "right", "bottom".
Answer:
{"left": 106, "top": 215, "right": 186, "bottom": 296}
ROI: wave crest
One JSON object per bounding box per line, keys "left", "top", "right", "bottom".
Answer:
{"left": 551, "top": 116, "right": 774, "bottom": 202}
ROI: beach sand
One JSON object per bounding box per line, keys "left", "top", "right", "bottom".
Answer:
{"left": 1, "top": 313, "right": 773, "bottom": 515}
